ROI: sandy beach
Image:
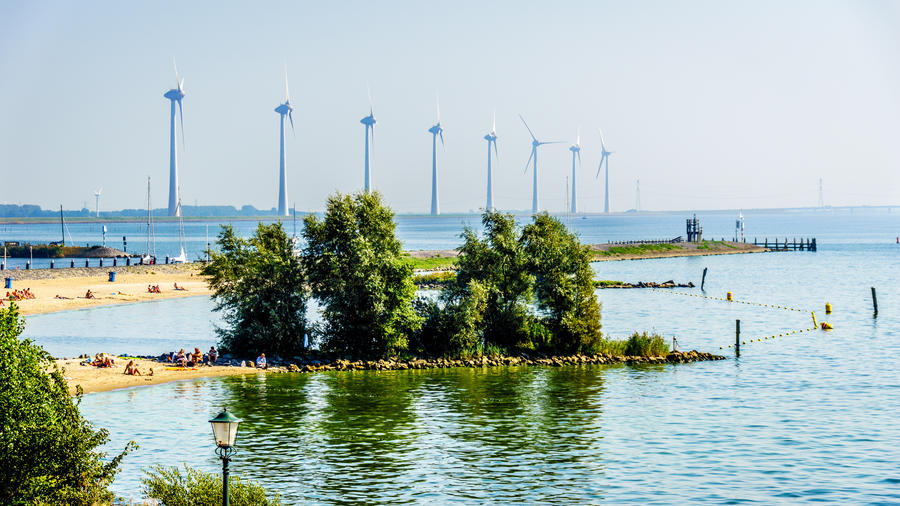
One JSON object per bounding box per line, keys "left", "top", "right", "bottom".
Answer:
{"left": 3, "top": 263, "right": 211, "bottom": 315}
{"left": 55, "top": 357, "right": 264, "bottom": 395}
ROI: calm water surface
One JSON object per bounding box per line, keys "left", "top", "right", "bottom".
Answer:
{"left": 19, "top": 212, "right": 900, "bottom": 503}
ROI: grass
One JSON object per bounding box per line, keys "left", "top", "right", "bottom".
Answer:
{"left": 594, "top": 243, "right": 682, "bottom": 257}
{"left": 404, "top": 255, "right": 459, "bottom": 271}
{"left": 696, "top": 240, "right": 738, "bottom": 250}
{"left": 594, "top": 332, "right": 670, "bottom": 357}
{"left": 414, "top": 271, "right": 457, "bottom": 287}
{"left": 593, "top": 279, "right": 626, "bottom": 287}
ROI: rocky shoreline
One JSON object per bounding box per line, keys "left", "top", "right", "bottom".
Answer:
{"left": 597, "top": 280, "right": 696, "bottom": 289}
{"left": 131, "top": 350, "right": 725, "bottom": 374}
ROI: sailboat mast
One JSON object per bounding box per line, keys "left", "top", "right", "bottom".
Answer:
{"left": 146, "top": 177, "right": 152, "bottom": 256}
{"left": 59, "top": 205, "right": 65, "bottom": 246}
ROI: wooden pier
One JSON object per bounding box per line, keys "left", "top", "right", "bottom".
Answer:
{"left": 752, "top": 237, "right": 817, "bottom": 251}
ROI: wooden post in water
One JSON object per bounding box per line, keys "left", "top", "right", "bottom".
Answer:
{"left": 735, "top": 319, "right": 741, "bottom": 357}
{"left": 871, "top": 287, "right": 878, "bottom": 316}
{"left": 701, "top": 267, "right": 708, "bottom": 291}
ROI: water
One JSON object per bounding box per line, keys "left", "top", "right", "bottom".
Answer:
{"left": 1, "top": 208, "right": 896, "bottom": 270}
{"left": 17, "top": 211, "right": 900, "bottom": 502}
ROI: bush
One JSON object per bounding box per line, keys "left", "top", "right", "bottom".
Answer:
{"left": 203, "top": 223, "right": 308, "bottom": 358}
{"left": 595, "top": 332, "right": 669, "bottom": 357}
{"left": 0, "top": 304, "right": 134, "bottom": 504}
{"left": 412, "top": 280, "right": 488, "bottom": 357}
{"left": 302, "top": 192, "right": 421, "bottom": 357}
{"left": 142, "top": 464, "right": 280, "bottom": 506}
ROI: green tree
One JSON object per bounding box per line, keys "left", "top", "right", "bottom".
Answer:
{"left": 302, "top": 192, "right": 421, "bottom": 357}
{"left": 0, "top": 304, "right": 134, "bottom": 504}
{"left": 412, "top": 279, "right": 488, "bottom": 357}
{"left": 522, "top": 213, "right": 603, "bottom": 353}
{"left": 448, "top": 211, "right": 534, "bottom": 350}
{"left": 203, "top": 222, "right": 308, "bottom": 358}
{"left": 142, "top": 464, "right": 281, "bottom": 506}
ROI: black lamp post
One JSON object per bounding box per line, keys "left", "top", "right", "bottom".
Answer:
{"left": 209, "top": 408, "right": 241, "bottom": 506}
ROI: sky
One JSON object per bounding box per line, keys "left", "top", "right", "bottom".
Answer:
{"left": 1, "top": 0, "right": 898, "bottom": 214}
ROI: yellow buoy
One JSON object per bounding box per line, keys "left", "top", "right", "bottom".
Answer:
{"left": 812, "top": 311, "right": 818, "bottom": 328}
{"left": 727, "top": 292, "right": 733, "bottom": 302}
{"left": 821, "top": 322, "right": 833, "bottom": 330}
{"left": 825, "top": 302, "right": 832, "bottom": 314}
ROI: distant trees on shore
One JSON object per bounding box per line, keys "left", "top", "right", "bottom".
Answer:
{"left": 204, "top": 191, "right": 605, "bottom": 360}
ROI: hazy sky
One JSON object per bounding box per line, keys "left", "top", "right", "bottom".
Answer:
{"left": 1, "top": 0, "right": 898, "bottom": 213}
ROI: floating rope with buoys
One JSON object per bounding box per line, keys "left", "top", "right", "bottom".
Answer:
{"left": 649, "top": 288, "right": 833, "bottom": 350}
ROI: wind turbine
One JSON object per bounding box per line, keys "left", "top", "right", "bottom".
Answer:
{"left": 569, "top": 129, "right": 582, "bottom": 214}
{"left": 520, "top": 114, "right": 562, "bottom": 214}
{"left": 94, "top": 188, "right": 102, "bottom": 218}
{"left": 428, "top": 95, "right": 444, "bottom": 216}
{"left": 360, "top": 88, "right": 376, "bottom": 192}
{"left": 484, "top": 112, "right": 498, "bottom": 212}
{"left": 274, "top": 67, "right": 294, "bottom": 217}
{"left": 164, "top": 60, "right": 185, "bottom": 217}
{"left": 596, "top": 129, "right": 614, "bottom": 213}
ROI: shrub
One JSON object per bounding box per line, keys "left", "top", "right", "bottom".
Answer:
{"left": 595, "top": 332, "right": 670, "bottom": 357}
{"left": 142, "top": 464, "right": 281, "bottom": 506}
{"left": 203, "top": 223, "right": 308, "bottom": 358}
{"left": 302, "top": 192, "right": 421, "bottom": 358}
{"left": 0, "top": 304, "right": 135, "bottom": 504}
{"left": 412, "top": 280, "right": 488, "bottom": 357}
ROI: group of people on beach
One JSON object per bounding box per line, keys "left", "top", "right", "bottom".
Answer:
{"left": 166, "top": 347, "right": 218, "bottom": 367}
{"left": 147, "top": 284, "right": 162, "bottom": 294}
{"left": 5, "top": 288, "right": 35, "bottom": 302}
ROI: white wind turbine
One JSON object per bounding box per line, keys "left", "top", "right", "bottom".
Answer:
{"left": 94, "top": 188, "right": 102, "bottom": 218}
{"left": 569, "top": 129, "right": 582, "bottom": 214}
{"left": 163, "top": 60, "right": 185, "bottom": 217}
{"left": 520, "top": 115, "right": 563, "bottom": 214}
{"left": 360, "top": 87, "right": 376, "bottom": 192}
{"left": 484, "top": 112, "right": 498, "bottom": 212}
{"left": 274, "top": 66, "right": 294, "bottom": 217}
{"left": 428, "top": 95, "right": 444, "bottom": 216}
{"left": 596, "top": 128, "right": 614, "bottom": 213}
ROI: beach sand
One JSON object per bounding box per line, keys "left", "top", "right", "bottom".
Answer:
{"left": 3, "top": 264, "right": 212, "bottom": 316}
{"left": 56, "top": 357, "right": 264, "bottom": 395}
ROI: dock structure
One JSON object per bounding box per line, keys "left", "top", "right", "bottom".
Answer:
{"left": 752, "top": 237, "right": 817, "bottom": 251}
{"left": 686, "top": 215, "right": 702, "bottom": 242}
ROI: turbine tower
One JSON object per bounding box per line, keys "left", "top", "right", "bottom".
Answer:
{"left": 274, "top": 67, "right": 294, "bottom": 217}
{"left": 520, "top": 114, "right": 562, "bottom": 214}
{"left": 163, "top": 61, "right": 185, "bottom": 217}
{"left": 484, "top": 113, "right": 498, "bottom": 212}
{"left": 569, "top": 129, "right": 582, "bottom": 214}
{"left": 635, "top": 178, "right": 641, "bottom": 211}
{"left": 360, "top": 89, "right": 376, "bottom": 192}
{"left": 428, "top": 96, "right": 444, "bottom": 216}
{"left": 818, "top": 178, "right": 824, "bottom": 208}
{"left": 596, "top": 129, "right": 614, "bottom": 213}
{"left": 94, "top": 188, "right": 102, "bottom": 218}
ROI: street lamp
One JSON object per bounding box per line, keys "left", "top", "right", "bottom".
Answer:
{"left": 209, "top": 408, "right": 241, "bottom": 506}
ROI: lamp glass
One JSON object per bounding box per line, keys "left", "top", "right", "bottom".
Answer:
{"left": 209, "top": 409, "right": 241, "bottom": 448}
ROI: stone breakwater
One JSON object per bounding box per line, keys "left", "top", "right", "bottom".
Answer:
{"left": 215, "top": 350, "right": 726, "bottom": 374}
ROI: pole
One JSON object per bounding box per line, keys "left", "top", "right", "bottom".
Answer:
{"left": 222, "top": 455, "right": 230, "bottom": 506}
{"left": 735, "top": 319, "right": 741, "bottom": 357}
{"left": 701, "top": 267, "right": 708, "bottom": 291}
{"left": 871, "top": 287, "right": 878, "bottom": 316}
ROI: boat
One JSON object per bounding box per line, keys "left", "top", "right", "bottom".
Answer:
{"left": 141, "top": 177, "right": 157, "bottom": 265}
{"left": 170, "top": 194, "right": 189, "bottom": 264}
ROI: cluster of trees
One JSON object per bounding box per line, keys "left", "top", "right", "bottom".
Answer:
{"left": 205, "top": 191, "right": 604, "bottom": 360}
{"left": 0, "top": 304, "right": 135, "bottom": 504}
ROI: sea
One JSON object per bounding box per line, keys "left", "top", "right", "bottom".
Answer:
{"left": 15, "top": 209, "right": 900, "bottom": 503}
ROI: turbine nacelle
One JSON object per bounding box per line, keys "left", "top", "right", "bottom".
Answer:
{"left": 428, "top": 123, "right": 443, "bottom": 135}
{"left": 164, "top": 89, "right": 185, "bottom": 101}
{"left": 360, "top": 111, "right": 376, "bottom": 126}
{"left": 274, "top": 102, "right": 294, "bottom": 115}
{"left": 484, "top": 132, "right": 497, "bottom": 142}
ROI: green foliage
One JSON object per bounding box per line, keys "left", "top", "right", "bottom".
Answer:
{"left": 593, "top": 279, "right": 625, "bottom": 287}
{"left": 595, "top": 332, "right": 670, "bottom": 357}
{"left": 522, "top": 213, "right": 603, "bottom": 354}
{"left": 203, "top": 223, "right": 308, "bottom": 358}
{"left": 412, "top": 280, "right": 488, "bottom": 357}
{"left": 302, "top": 192, "right": 421, "bottom": 358}
{"left": 403, "top": 254, "right": 458, "bottom": 271}
{"left": 0, "top": 304, "right": 135, "bottom": 504}
{"left": 595, "top": 243, "right": 681, "bottom": 256}
{"left": 142, "top": 464, "right": 281, "bottom": 506}
{"left": 697, "top": 240, "right": 736, "bottom": 250}
{"left": 448, "top": 211, "right": 534, "bottom": 350}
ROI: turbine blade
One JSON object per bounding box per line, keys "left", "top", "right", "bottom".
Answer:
{"left": 539, "top": 141, "right": 565, "bottom": 145}
{"left": 598, "top": 128, "right": 607, "bottom": 150}
{"left": 289, "top": 111, "right": 295, "bottom": 136}
{"left": 492, "top": 110, "right": 496, "bottom": 133}
{"left": 577, "top": 150, "right": 582, "bottom": 165}
{"left": 284, "top": 64, "right": 290, "bottom": 102}
{"left": 173, "top": 58, "right": 179, "bottom": 87}
{"left": 436, "top": 92, "right": 440, "bottom": 123}
{"left": 577, "top": 127, "right": 581, "bottom": 146}
{"left": 177, "top": 99, "right": 185, "bottom": 149}
{"left": 367, "top": 82, "right": 373, "bottom": 109}
{"left": 493, "top": 139, "right": 499, "bottom": 160}
{"left": 439, "top": 130, "right": 444, "bottom": 148}
{"left": 524, "top": 148, "right": 534, "bottom": 174}
{"left": 596, "top": 154, "right": 606, "bottom": 178}
{"left": 519, "top": 114, "right": 537, "bottom": 142}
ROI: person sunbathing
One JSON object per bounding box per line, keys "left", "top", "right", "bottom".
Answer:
{"left": 174, "top": 282, "right": 188, "bottom": 291}
{"left": 55, "top": 294, "right": 72, "bottom": 299}
{"left": 190, "top": 347, "right": 203, "bottom": 366}
{"left": 85, "top": 290, "right": 96, "bottom": 299}
{"left": 124, "top": 360, "right": 142, "bottom": 376}
{"left": 148, "top": 367, "right": 154, "bottom": 376}
{"left": 174, "top": 349, "right": 188, "bottom": 367}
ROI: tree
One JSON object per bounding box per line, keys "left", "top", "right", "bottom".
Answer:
{"left": 203, "top": 222, "right": 308, "bottom": 358}
{"left": 302, "top": 192, "right": 421, "bottom": 357}
{"left": 0, "top": 304, "right": 134, "bottom": 504}
{"left": 448, "top": 211, "right": 534, "bottom": 350}
{"left": 522, "top": 213, "right": 602, "bottom": 353}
